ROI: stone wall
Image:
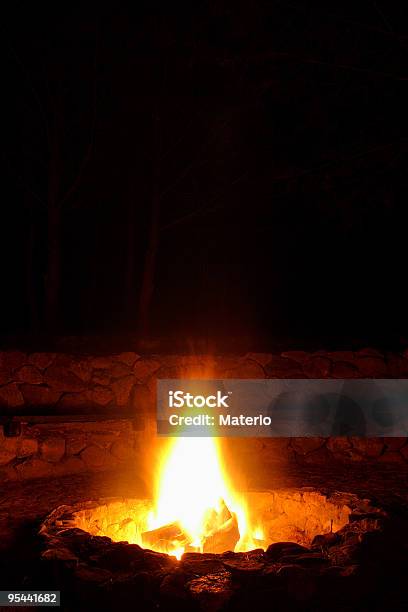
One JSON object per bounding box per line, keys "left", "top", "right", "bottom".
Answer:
{"left": 0, "top": 420, "right": 144, "bottom": 482}
{"left": 1, "top": 348, "right": 408, "bottom": 481}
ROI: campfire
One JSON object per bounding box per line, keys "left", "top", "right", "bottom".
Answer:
{"left": 139, "top": 437, "right": 261, "bottom": 558}
{"left": 40, "top": 476, "right": 391, "bottom": 611}
{"left": 70, "top": 437, "right": 266, "bottom": 559}
{"left": 36, "top": 370, "right": 400, "bottom": 610}
{"left": 43, "top": 436, "right": 359, "bottom": 561}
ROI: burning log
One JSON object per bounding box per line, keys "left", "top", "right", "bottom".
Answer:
{"left": 202, "top": 511, "right": 240, "bottom": 554}
{"left": 141, "top": 521, "right": 190, "bottom": 553}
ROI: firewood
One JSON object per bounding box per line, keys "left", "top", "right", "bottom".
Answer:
{"left": 141, "top": 521, "right": 190, "bottom": 550}
{"left": 202, "top": 512, "right": 240, "bottom": 554}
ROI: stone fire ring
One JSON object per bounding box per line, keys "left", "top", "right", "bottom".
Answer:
{"left": 39, "top": 488, "right": 392, "bottom": 610}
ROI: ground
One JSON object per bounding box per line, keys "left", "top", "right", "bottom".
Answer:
{"left": 1, "top": 463, "right": 407, "bottom": 599}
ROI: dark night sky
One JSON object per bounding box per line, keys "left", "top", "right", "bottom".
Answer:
{"left": 2, "top": 1, "right": 408, "bottom": 351}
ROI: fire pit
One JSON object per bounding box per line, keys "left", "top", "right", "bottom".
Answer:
{"left": 40, "top": 437, "right": 363, "bottom": 559}
{"left": 40, "top": 488, "right": 390, "bottom": 611}
{"left": 38, "top": 435, "right": 403, "bottom": 611}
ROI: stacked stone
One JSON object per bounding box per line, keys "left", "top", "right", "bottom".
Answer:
{"left": 1, "top": 348, "right": 408, "bottom": 480}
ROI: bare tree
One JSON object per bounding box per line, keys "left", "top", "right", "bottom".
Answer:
{"left": 132, "top": 28, "right": 251, "bottom": 342}
{"left": 4, "top": 24, "right": 98, "bottom": 332}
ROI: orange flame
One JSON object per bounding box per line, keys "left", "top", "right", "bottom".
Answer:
{"left": 147, "top": 435, "right": 261, "bottom": 558}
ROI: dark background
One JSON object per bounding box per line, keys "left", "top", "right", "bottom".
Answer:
{"left": 2, "top": 1, "right": 408, "bottom": 352}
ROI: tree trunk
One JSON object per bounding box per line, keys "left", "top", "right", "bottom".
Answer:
{"left": 137, "top": 192, "right": 159, "bottom": 340}
{"left": 125, "top": 182, "right": 136, "bottom": 322}
{"left": 45, "top": 203, "right": 61, "bottom": 332}
{"left": 45, "top": 112, "right": 62, "bottom": 333}
{"left": 26, "top": 216, "right": 39, "bottom": 333}
{"left": 137, "top": 111, "right": 161, "bottom": 341}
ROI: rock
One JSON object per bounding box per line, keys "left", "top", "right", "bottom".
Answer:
{"left": 349, "top": 438, "right": 384, "bottom": 458}
{"left": 399, "top": 444, "right": 408, "bottom": 462}
{"left": 69, "top": 358, "right": 92, "bottom": 382}
{"left": 265, "top": 356, "right": 303, "bottom": 378}
{"left": 257, "top": 438, "right": 292, "bottom": 463}
{"left": 281, "top": 351, "right": 308, "bottom": 363}
{"left": 142, "top": 550, "right": 177, "bottom": 572}
{"left": 132, "top": 384, "right": 154, "bottom": 412}
{"left": 110, "top": 362, "right": 133, "bottom": 378}
{"left": 266, "top": 542, "right": 310, "bottom": 561}
{"left": 16, "top": 458, "right": 54, "bottom": 479}
{"left": 53, "top": 353, "right": 76, "bottom": 368}
{"left": 91, "top": 369, "right": 111, "bottom": 386}
{"left": 328, "top": 351, "right": 355, "bottom": 362}
{"left": 53, "top": 457, "right": 85, "bottom": 476}
{"left": 17, "top": 437, "right": 38, "bottom": 458}
{"left": 181, "top": 554, "right": 225, "bottom": 576}
{"left": 42, "top": 547, "right": 78, "bottom": 562}
{"left": 40, "top": 437, "right": 66, "bottom": 462}
{"left": 312, "top": 532, "right": 341, "bottom": 548}
{"left": 331, "top": 362, "right": 359, "bottom": 378}
{"left": 73, "top": 564, "right": 113, "bottom": 584}
{"left": 298, "top": 445, "right": 332, "bottom": 464}
{"left": 0, "top": 464, "right": 18, "bottom": 481}
{"left": 277, "top": 564, "right": 316, "bottom": 601}
{"left": 378, "top": 451, "right": 404, "bottom": 463}
{"left": 223, "top": 360, "right": 265, "bottom": 379}
{"left": 354, "top": 357, "right": 387, "bottom": 377}
{"left": 385, "top": 354, "right": 408, "bottom": 377}
{"left": 66, "top": 435, "right": 88, "bottom": 455}
{"left": 80, "top": 445, "right": 111, "bottom": 469}
{"left": 187, "top": 572, "right": 235, "bottom": 612}
{"left": 89, "top": 432, "right": 117, "bottom": 449}
{"left": 116, "top": 352, "right": 139, "bottom": 366}
{"left": 44, "top": 365, "right": 85, "bottom": 392}
{"left": 90, "top": 356, "right": 115, "bottom": 370}
{"left": 112, "top": 375, "right": 135, "bottom": 406}
{"left": 160, "top": 569, "right": 191, "bottom": 603}
{"left": 328, "top": 543, "right": 361, "bottom": 566}
{"left": 110, "top": 440, "right": 135, "bottom": 461}
{"left": 279, "top": 552, "right": 329, "bottom": 566}
{"left": 326, "top": 437, "right": 353, "bottom": 459}
{"left": 222, "top": 557, "right": 265, "bottom": 578}
{"left": 133, "top": 358, "right": 161, "bottom": 381}
{"left": 303, "top": 356, "right": 331, "bottom": 377}
{"left": 20, "top": 384, "right": 61, "bottom": 406}
{"left": 0, "top": 446, "right": 16, "bottom": 466}
{"left": 0, "top": 351, "right": 26, "bottom": 372}
{"left": 28, "top": 352, "right": 56, "bottom": 370}
{"left": 356, "top": 348, "right": 383, "bottom": 357}
{"left": 0, "top": 383, "right": 25, "bottom": 407}
{"left": 15, "top": 365, "right": 43, "bottom": 384}
{"left": 0, "top": 368, "right": 11, "bottom": 385}
{"left": 97, "top": 543, "right": 146, "bottom": 572}
{"left": 383, "top": 437, "right": 406, "bottom": 452}
{"left": 245, "top": 353, "right": 274, "bottom": 367}
{"left": 86, "top": 386, "right": 114, "bottom": 406}
{"left": 290, "top": 437, "right": 326, "bottom": 455}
